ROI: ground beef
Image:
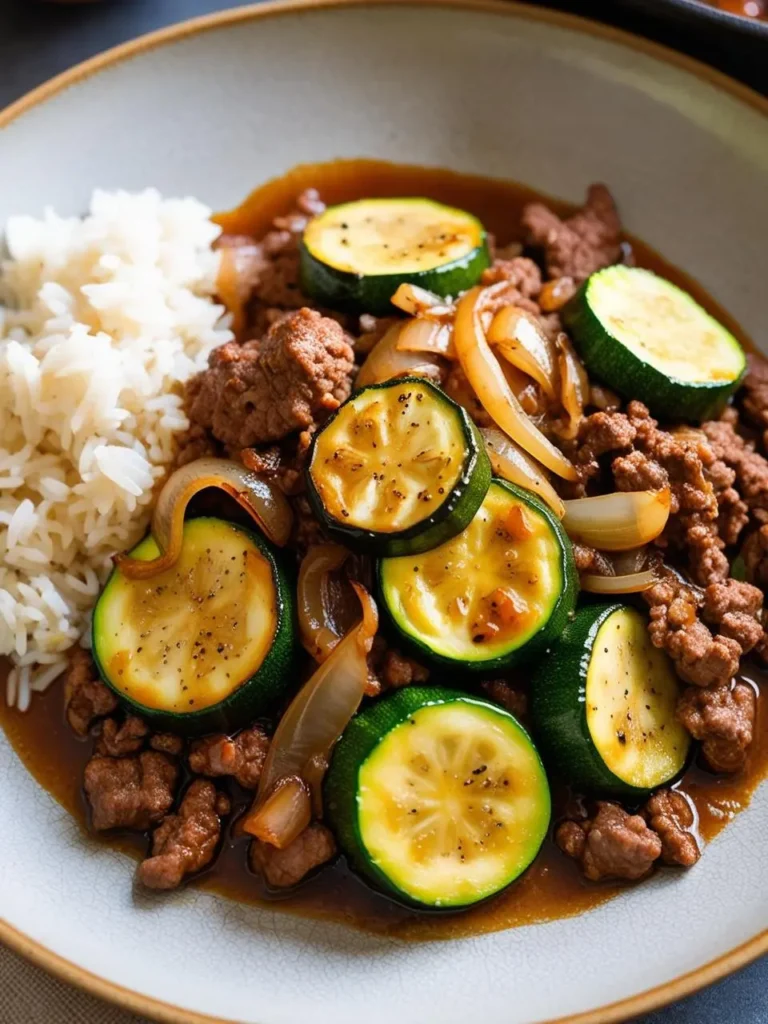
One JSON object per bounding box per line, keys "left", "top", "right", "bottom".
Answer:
{"left": 742, "top": 353, "right": 768, "bottom": 446}
{"left": 173, "top": 422, "right": 220, "bottom": 469}
{"left": 565, "top": 403, "right": 731, "bottom": 584}
{"left": 188, "top": 725, "right": 270, "bottom": 790}
{"left": 521, "top": 184, "right": 623, "bottom": 283}
{"left": 556, "top": 802, "right": 662, "bottom": 881}
{"left": 186, "top": 308, "right": 355, "bottom": 449}
{"left": 149, "top": 733, "right": 184, "bottom": 756}
{"left": 138, "top": 781, "right": 231, "bottom": 890}
{"left": 240, "top": 441, "right": 308, "bottom": 497}
{"left": 644, "top": 576, "right": 741, "bottom": 688}
{"left": 643, "top": 789, "right": 701, "bottom": 867}
{"left": 677, "top": 681, "right": 756, "bottom": 773}
{"left": 480, "top": 679, "right": 528, "bottom": 719}
{"left": 64, "top": 648, "right": 117, "bottom": 737}
{"left": 571, "top": 544, "right": 616, "bottom": 576}
{"left": 249, "top": 823, "right": 336, "bottom": 888}
{"left": 84, "top": 751, "right": 178, "bottom": 831}
{"left": 95, "top": 716, "right": 148, "bottom": 757}
{"left": 290, "top": 493, "right": 327, "bottom": 555}
{"left": 742, "top": 524, "right": 768, "bottom": 588}
{"left": 703, "top": 419, "right": 768, "bottom": 525}
{"left": 380, "top": 649, "right": 430, "bottom": 688}
{"left": 480, "top": 255, "right": 542, "bottom": 307}
{"left": 702, "top": 578, "right": 764, "bottom": 654}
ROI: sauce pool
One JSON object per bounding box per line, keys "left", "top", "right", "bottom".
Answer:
{"left": 1, "top": 159, "right": 766, "bottom": 940}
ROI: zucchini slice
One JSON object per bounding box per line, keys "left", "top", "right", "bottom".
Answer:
{"left": 563, "top": 266, "right": 746, "bottom": 421}
{"left": 306, "top": 377, "right": 491, "bottom": 557}
{"left": 300, "top": 197, "right": 491, "bottom": 315}
{"left": 325, "top": 686, "right": 551, "bottom": 909}
{"left": 378, "top": 479, "right": 577, "bottom": 670}
{"left": 92, "top": 517, "right": 295, "bottom": 735}
{"left": 530, "top": 603, "right": 690, "bottom": 800}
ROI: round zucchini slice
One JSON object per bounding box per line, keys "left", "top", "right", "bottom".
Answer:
{"left": 299, "top": 197, "right": 491, "bottom": 315}
{"left": 306, "top": 377, "right": 491, "bottom": 557}
{"left": 325, "top": 686, "right": 551, "bottom": 909}
{"left": 563, "top": 266, "right": 746, "bottom": 421}
{"left": 378, "top": 479, "right": 577, "bottom": 671}
{"left": 530, "top": 603, "right": 690, "bottom": 800}
{"left": 92, "top": 517, "right": 295, "bottom": 735}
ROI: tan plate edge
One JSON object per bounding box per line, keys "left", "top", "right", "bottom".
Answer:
{"left": 0, "top": 1, "right": 766, "bottom": 1022}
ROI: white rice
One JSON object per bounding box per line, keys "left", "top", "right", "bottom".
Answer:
{"left": 0, "top": 189, "right": 232, "bottom": 710}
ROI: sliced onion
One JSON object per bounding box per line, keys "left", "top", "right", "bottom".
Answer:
{"left": 488, "top": 306, "right": 559, "bottom": 400}
{"left": 241, "top": 776, "right": 311, "bottom": 848}
{"left": 114, "top": 457, "right": 294, "bottom": 580}
{"left": 216, "top": 242, "right": 262, "bottom": 338}
{"left": 562, "top": 488, "right": 671, "bottom": 551}
{"left": 257, "top": 582, "right": 378, "bottom": 807}
{"left": 297, "top": 543, "right": 350, "bottom": 662}
{"left": 611, "top": 546, "right": 649, "bottom": 575}
{"left": 581, "top": 569, "right": 658, "bottom": 594}
{"left": 390, "top": 282, "right": 444, "bottom": 315}
{"left": 356, "top": 323, "right": 439, "bottom": 388}
{"left": 396, "top": 318, "right": 456, "bottom": 358}
{"left": 453, "top": 286, "right": 578, "bottom": 481}
{"left": 481, "top": 427, "right": 565, "bottom": 518}
{"left": 555, "top": 332, "right": 589, "bottom": 440}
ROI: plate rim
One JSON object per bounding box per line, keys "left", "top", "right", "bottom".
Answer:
{"left": 0, "top": 1, "right": 766, "bottom": 1021}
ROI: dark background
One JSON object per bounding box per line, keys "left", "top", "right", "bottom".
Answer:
{"left": 0, "top": 1, "right": 766, "bottom": 1022}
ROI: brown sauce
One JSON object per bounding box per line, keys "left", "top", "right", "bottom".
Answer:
{"left": 1, "top": 159, "right": 766, "bottom": 941}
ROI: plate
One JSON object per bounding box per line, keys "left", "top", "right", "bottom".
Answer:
{"left": 0, "top": 2, "right": 766, "bottom": 1022}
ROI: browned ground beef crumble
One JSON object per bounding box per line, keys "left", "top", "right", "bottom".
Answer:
{"left": 139, "top": 780, "right": 231, "bottom": 890}
{"left": 85, "top": 751, "right": 178, "bottom": 832}
{"left": 69, "top": 183, "right": 766, "bottom": 890}
{"left": 189, "top": 725, "right": 270, "bottom": 790}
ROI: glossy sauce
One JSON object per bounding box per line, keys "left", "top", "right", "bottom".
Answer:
{"left": 1, "top": 159, "right": 766, "bottom": 941}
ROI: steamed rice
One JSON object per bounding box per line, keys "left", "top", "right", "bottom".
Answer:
{"left": 0, "top": 189, "right": 231, "bottom": 710}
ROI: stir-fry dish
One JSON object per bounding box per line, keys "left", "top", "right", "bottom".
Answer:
{"left": 1, "top": 162, "right": 766, "bottom": 929}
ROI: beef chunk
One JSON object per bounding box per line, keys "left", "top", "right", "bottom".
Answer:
{"left": 742, "top": 524, "right": 768, "bottom": 588}
{"left": 612, "top": 449, "right": 669, "bottom": 492}
{"left": 64, "top": 647, "right": 117, "bottom": 737}
{"left": 702, "top": 579, "right": 764, "bottom": 654}
{"left": 84, "top": 751, "right": 178, "bottom": 831}
{"left": 188, "top": 725, "right": 270, "bottom": 790}
{"left": 677, "top": 681, "right": 756, "bottom": 773}
{"left": 249, "top": 823, "right": 336, "bottom": 888}
{"left": 522, "top": 184, "right": 623, "bottom": 283}
{"left": 703, "top": 419, "right": 768, "bottom": 525}
{"left": 643, "top": 789, "right": 700, "bottom": 867}
{"left": 480, "top": 679, "right": 528, "bottom": 719}
{"left": 572, "top": 543, "right": 615, "bottom": 576}
{"left": 556, "top": 802, "right": 661, "bottom": 881}
{"left": 95, "top": 716, "right": 148, "bottom": 757}
{"left": 644, "top": 577, "right": 741, "bottom": 688}
{"left": 138, "top": 780, "right": 230, "bottom": 890}
{"left": 742, "top": 353, "right": 768, "bottom": 445}
{"left": 149, "top": 733, "right": 184, "bottom": 757}
{"left": 187, "top": 308, "right": 355, "bottom": 449}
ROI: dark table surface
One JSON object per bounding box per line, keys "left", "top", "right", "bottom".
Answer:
{"left": 0, "top": 1, "right": 766, "bottom": 1022}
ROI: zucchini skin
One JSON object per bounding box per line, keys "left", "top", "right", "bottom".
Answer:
{"left": 529, "top": 602, "right": 686, "bottom": 802}
{"left": 305, "top": 377, "right": 492, "bottom": 557}
{"left": 299, "top": 241, "right": 491, "bottom": 318}
{"left": 324, "top": 686, "right": 548, "bottom": 910}
{"left": 377, "top": 479, "right": 577, "bottom": 672}
{"left": 91, "top": 520, "right": 296, "bottom": 737}
{"left": 563, "top": 277, "right": 745, "bottom": 422}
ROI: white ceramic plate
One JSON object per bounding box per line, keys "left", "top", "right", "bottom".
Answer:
{"left": 1, "top": 3, "right": 767, "bottom": 1022}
